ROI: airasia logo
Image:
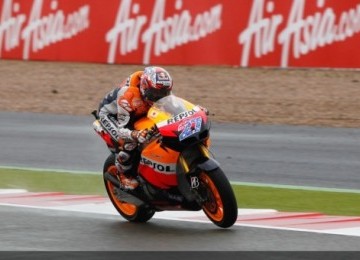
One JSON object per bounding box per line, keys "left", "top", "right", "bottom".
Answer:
{"left": 239, "top": 0, "right": 360, "bottom": 67}
{"left": 0, "top": 0, "right": 89, "bottom": 59}
{"left": 1, "top": 0, "right": 359, "bottom": 67}
{"left": 106, "top": 0, "right": 222, "bottom": 64}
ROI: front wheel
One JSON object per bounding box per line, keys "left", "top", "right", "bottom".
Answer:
{"left": 198, "top": 168, "right": 238, "bottom": 228}
{"left": 103, "top": 154, "right": 155, "bottom": 223}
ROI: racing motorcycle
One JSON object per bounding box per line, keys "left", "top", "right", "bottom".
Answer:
{"left": 92, "top": 95, "right": 238, "bottom": 228}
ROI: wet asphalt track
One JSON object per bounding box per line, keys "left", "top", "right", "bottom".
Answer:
{"left": 1, "top": 111, "right": 360, "bottom": 189}
{"left": 1, "top": 205, "right": 360, "bottom": 251}
{"left": 0, "top": 112, "right": 360, "bottom": 252}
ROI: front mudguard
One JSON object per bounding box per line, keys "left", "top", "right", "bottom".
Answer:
{"left": 197, "top": 158, "right": 220, "bottom": 172}
{"left": 176, "top": 145, "right": 220, "bottom": 202}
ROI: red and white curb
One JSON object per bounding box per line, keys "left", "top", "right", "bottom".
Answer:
{"left": 1, "top": 189, "right": 360, "bottom": 237}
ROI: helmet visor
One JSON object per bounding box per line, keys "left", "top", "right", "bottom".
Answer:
{"left": 145, "top": 88, "right": 171, "bottom": 102}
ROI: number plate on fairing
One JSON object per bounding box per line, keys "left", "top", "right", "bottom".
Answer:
{"left": 178, "top": 117, "right": 202, "bottom": 141}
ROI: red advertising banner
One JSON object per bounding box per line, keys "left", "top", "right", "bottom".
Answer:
{"left": 0, "top": 0, "right": 360, "bottom": 68}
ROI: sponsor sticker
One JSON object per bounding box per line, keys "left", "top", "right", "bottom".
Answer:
{"left": 140, "top": 156, "right": 176, "bottom": 174}
{"left": 167, "top": 109, "right": 196, "bottom": 125}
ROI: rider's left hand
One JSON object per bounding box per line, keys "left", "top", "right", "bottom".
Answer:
{"left": 131, "top": 129, "right": 149, "bottom": 143}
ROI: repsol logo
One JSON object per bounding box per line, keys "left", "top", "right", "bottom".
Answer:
{"left": 140, "top": 157, "right": 175, "bottom": 173}
{"left": 167, "top": 109, "right": 196, "bottom": 124}
{"left": 100, "top": 117, "right": 119, "bottom": 139}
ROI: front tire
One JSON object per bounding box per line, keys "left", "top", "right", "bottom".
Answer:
{"left": 103, "top": 154, "right": 155, "bottom": 223}
{"left": 199, "top": 168, "right": 238, "bottom": 228}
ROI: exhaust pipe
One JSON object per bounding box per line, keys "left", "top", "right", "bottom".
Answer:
{"left": 104, "top": 172, "right": 145, "bottom": 206}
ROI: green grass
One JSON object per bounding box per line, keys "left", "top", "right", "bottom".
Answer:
{"left": 232, "top": 185, "right": 360, "bottom": 216}
{"left": 1, "top": 168, "right": 360, "bottom": 216}
{"left": 0, "top": 168, "right": 106, "bottom": 196}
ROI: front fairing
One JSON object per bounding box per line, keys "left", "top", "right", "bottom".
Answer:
{"left": 148, "top": 95, "right": 210, "bottom": 150}
{"left": 136, "top": 95, "right": 211, "bottom": 189}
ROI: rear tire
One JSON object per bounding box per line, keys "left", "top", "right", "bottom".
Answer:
{"left": 103, "top": 154, "right": 155, "bottom": 223}
{"left": 199, "top": 168, "right": 238, "bottom": 228}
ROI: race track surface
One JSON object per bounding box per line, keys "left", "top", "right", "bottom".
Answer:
{"left": 1, "top": 111, "right": 360, "bottom": 189}
{"left": 1, "top": 204, "right": 360, "bottom": 251}
{"left": 1, "top": 112, "right": 360, "bottom": 253}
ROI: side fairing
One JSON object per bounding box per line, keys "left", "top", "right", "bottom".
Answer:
{"left": 138, "top": 139, "right": 180, "bottom": 189}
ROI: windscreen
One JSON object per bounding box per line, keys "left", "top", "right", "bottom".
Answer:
{"left": 147, "top": 95, "right": 199, "bottom": 125}
{"left": 152, "top": 95, "right": 190, "bottom": 116}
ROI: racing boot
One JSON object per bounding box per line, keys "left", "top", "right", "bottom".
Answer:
{"left": 115, "top": 154, "right": 139, "bottom": 190}
{"left": 119, "top": 172, "right": 139, "bottom": 190}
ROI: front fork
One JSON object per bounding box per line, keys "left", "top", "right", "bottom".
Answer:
{"left": 176, "top": 144, "right": 220, "bottom": 203}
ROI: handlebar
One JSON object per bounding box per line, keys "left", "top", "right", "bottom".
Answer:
{"left": 146, "top": 125, "right": 160, "bottom": 142}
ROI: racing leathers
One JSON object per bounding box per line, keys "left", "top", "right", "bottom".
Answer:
{"left": 98, "top": 71, "right": 150, "bottom": 186}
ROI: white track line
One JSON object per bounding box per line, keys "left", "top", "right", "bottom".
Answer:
{"left": 1, "top": 189, "right": 359, "bottom": 237}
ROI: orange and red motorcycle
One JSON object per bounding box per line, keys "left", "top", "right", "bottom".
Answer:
{"left": 92, "top": 95, "right": 238, "bottom": 228}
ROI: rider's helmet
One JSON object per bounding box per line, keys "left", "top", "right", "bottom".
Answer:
{"left": 140, "top": 66, "right": 173, "bottom": 104}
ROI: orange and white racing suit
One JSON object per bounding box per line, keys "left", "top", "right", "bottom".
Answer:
{"left": 98, "top": 71, "right": 150, "bottom": 175}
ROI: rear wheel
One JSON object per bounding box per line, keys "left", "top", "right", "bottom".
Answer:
{"left": 199, "top": 168, "right": 238, "bottom": 228}
{"left": 103, "top": 154, "right": 155, "bottom": 222}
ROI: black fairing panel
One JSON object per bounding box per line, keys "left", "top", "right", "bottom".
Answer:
{"left": 175, "top": 145, "right": 220, "bottom": 202}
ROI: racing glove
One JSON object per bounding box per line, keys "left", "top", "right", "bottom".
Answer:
{"left": 131, "top": 129, "right": 149, "bottom": 143}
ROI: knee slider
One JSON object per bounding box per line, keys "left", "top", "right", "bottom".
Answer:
{"left": 124, "top": 142, "right": 137, "bottom": 151}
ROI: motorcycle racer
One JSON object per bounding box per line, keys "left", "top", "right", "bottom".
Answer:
{"left": 97, "top": 66, "right": 173, "bottom": 190}
{"left": 94, "top": 69, "right": 235, "bottom": 228}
